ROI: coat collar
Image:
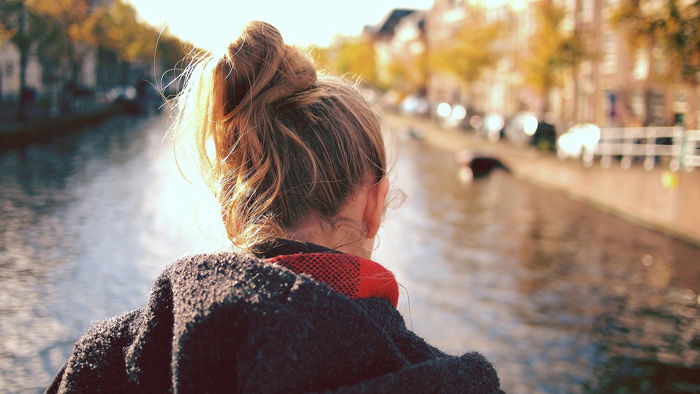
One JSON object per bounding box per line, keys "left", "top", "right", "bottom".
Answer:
{"left": 254, "top": 239, "right": 399, "bottom": 308}
{"left": 253, "top": 238, "right": 342, "bottom": 259}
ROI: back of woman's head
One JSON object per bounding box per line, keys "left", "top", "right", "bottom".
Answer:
{"left": 174, "top": 21, "right": 386, "bottom": 251}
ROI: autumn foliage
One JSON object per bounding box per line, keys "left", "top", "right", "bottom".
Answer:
{"left": 612, "top": 0, "right": 700, "bottom": 85}
{"left": 429, "top": 8, "right": 503, "bottom": 89}
{"left": 0, "top": 0, "right": 192, "bottom": 118}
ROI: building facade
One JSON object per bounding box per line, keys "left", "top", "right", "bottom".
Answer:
{"left": 0, "top": 42, "right": 44, "bottom": 101}
{"left": 369, "top": 9, "right": 426, "bottom": 93}
{"left": 423, "top": 0, "right": 699, "bottom": 131}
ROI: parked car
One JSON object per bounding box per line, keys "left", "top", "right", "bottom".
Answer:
{"left": 504, "top": 112, "right": 538, "bottom": 146}
{"left": 400, "top": 95, "right": 429, "bottom": 116}
{"left": 557, "top": 123, "right": 601, "bottom": 159}
{"left": 482, "top": 112, "right": 505, "bottom": 141}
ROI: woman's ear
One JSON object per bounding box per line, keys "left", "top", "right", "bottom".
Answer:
{"left": 363, "top": 177, "right": 390, "bottom": 239}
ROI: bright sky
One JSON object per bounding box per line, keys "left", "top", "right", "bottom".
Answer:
{"left": 127, "top": 0, "right": 435, "bottom": 51}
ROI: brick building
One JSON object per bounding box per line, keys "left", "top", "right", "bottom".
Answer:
{"left": 422, "top": 0, "right": 699, "bottom": 131}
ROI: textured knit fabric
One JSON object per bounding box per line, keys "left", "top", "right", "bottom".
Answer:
{"left": 266, "top": 252, "right": 399, "bottom": 307}
{"left": 47, "top": 241, "right": 504, "bottom": 393}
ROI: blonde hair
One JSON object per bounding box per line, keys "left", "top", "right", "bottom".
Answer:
{"left": 173, "top": 21, "right": 386, "bottom": 252}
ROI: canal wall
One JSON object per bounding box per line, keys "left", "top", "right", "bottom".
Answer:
{"left": 0, "top": 102, "right": 128, "bottom": 148}
{"left": 386, "top": 113, "right": 700, "bottom": 246}
{"left": 501, "top": 150, "right": 700, "bottom": 247}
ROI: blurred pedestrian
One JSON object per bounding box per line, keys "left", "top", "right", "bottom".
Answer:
{"left": 48, "top": 21, "right": 503, "bottom": 393}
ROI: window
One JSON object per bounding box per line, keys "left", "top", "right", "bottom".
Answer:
{"left": 650, "top": 91, "right": 665, "bottom": 125}
{"left": 631, "top": 90, "right": 645, "bottom": 117}
{"left": 601, "top": 31, "right": 618, "bottom": 74}
{"left": 581, "top": 0, "right": 594, "bottom": 23}
{"left": 697, "top": 90, "right": 700, "bottom": 129}
{"left": 633, "top": 48, "right": 649, "bottom": 80}
{"left": 673, "top": 92, "right": 688, "bottom": 126}
{"left": 652, "top": 45, "right": 668, "bottom": 76}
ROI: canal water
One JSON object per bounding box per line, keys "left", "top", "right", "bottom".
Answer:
{"left": 1, "top": 114, "right": 698, "bottom": 393}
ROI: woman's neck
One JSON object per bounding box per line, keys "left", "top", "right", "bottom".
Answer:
{"left": 285, "top": 215, "right": 373, "bottom": 259}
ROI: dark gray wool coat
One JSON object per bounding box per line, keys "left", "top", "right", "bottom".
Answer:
{"left": 48, "top": 241, "right": 504, "bottom": 393}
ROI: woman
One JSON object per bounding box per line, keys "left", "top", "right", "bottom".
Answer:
{"left": 49, "top": 22, "right": 503, "bottom": 393}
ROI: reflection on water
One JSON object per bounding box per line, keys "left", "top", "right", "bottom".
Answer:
{"left": 0, "top": 115, "right": 698, "bottom": 392}
{"left": 377, "top": 141, "right": 700, "bottom": 393}
{"left": 0, "top": 115, "right": 228, "bottom": 392}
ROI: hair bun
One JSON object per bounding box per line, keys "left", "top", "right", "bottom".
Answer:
{"left": 273, "top": 45, "right": 317, "bottom": 99}
{"left": 221, "top": 21, "right": 317, "bottom": 111}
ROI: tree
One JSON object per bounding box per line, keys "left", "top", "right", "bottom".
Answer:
{"left": 35, "top": 14, "right": 69, "bottom": 115}
{"left": 0, "top": 3, "right": 13, "bottom": 102}
{"left": 91, "top": 0, "right": 159, "bottom": 63}
{"left": 613, "top": 0, "right": 699, "bottom": 83}
{"left": 0, "top": 0, "right": 56, "bottom": 119}
{"left": 333, "top": 36, "right": 379, "bottom": 86}
{"left": 522, "top": 0, "right": 584, "bottom": 113}
{"left": 27, "top": 0, "right": 106, "bottom": 88}
{"left": 429, "top": 7, "right": 503, "bottom": 98}
{"left": 612, "top": 0, "right": 700, "bottom": 126}
{"left": 306, "top": 44, "right": 332, "bottom": 73}
{"left": 386, "top": 46, "right": 428, "bottom": 95}
{"left": 386, "top": 56, "right": 425, "bottom": 95}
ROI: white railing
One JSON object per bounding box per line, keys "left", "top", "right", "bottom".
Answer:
{"left": 684, "top": 130, "right": 700, "bottom": 169}
{"left": 584, "top": 127, "right": 700, "bottom": 171}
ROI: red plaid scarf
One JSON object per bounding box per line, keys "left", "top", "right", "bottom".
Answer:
{"left": 265, "top": 252, "right": 399, "bottom": 308}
